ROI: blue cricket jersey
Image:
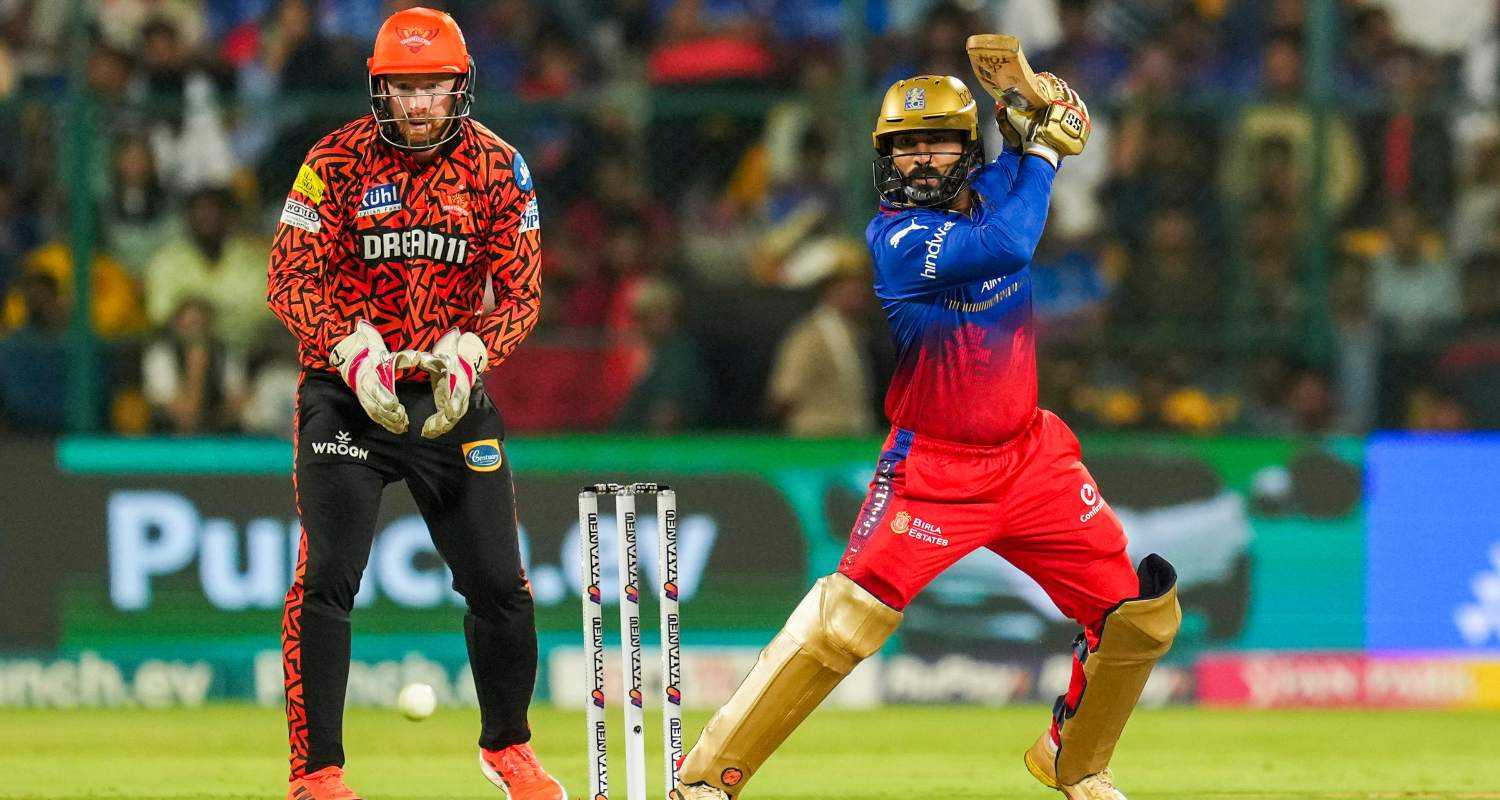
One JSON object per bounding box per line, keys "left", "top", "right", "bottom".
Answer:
{"left": 864, "top": 148, "right": 1056, "bottom": 445}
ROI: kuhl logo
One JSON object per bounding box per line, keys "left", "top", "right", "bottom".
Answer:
{"left": 356, "top": 183, "right": 401, "bottom": 217}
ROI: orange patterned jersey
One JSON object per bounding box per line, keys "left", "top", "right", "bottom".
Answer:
{"left": 267, "top": 115, "right": 540, "bottom": 373}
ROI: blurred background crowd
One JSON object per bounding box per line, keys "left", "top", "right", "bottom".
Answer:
{"left": 0, "top": 0, "right": 1497, "bottom": 438}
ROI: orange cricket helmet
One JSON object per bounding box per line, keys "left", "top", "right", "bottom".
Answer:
{"left": 367, "top": 7, "right": 475, "bottom": 151}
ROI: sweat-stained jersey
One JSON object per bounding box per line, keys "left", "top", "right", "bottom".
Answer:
{"left": 267, "top": 115, "right": 541, "bottom": 374}
{"left": 864, "top": 148, "right": 1056, "bottom": 446}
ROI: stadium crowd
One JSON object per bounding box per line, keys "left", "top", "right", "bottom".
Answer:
{"left": 0, "top": 0, "right": 1497, "bottom": 437}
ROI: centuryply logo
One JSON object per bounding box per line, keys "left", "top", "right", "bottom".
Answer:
{"left": 1455, "top": 541, "right": 1500, "bottom": 646}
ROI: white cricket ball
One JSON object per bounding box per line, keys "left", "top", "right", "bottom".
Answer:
{"left": 397, "top": 682, "right": 437, "bottom": 721}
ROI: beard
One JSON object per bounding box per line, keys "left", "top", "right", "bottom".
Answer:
{"left": 902, "top": 165, "right": 948, "bottom": 204}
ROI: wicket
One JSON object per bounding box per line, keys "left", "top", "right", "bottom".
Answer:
{"left": 578, "top": 482, "right": 683, "bottom": 800}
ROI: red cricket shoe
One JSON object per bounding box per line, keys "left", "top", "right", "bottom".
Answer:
{"left": 479, "top": 743, "right": 567, "bottom": 800}
{"left": 287, "top": 766, "right": 362, "bottom": 800}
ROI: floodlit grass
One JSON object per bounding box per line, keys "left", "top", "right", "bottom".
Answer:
{"left": 1, "top": 704, "right": 1496, "bottom": 798}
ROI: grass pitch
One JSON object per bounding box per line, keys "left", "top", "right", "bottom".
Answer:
{"left": 1, "top": 704, "right": 1495, "bottom": 799}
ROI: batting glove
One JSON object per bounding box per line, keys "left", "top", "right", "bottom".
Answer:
{"left": 329, "top": 319, "right": 417, "bottom": 434}
{"left": 1025, "top": 72, "right": 1091, "bottom": 168}
{"left": 415, "top": 327, "right": 488, "bottom": 439}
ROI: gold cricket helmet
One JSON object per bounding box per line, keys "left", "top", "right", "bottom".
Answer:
{"left": 872, "top": 75, "right": 983, "bottom": 208}
{"left": 872, "top": 75, "right": 979, "bottom": 148}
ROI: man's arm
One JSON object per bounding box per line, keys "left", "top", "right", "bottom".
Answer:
{"left": 874, "top": 157, "right": 1056, "bottom": 298}
{"left": 266, "top": 156, "right": 355, "bottom": 358}
{"left": 474, "top": 157, "right": 542, "bottom": 369}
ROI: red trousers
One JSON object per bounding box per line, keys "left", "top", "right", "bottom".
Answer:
{"left": 839, "top": 410, "right": 1138, "bottom": 642}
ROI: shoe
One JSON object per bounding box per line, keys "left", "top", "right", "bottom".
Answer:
{"left": 479, "top": 743, "right": 567, "bottom": 800}
{"left": 1024, "top": 732, "right": 1126, "bottom": 800}
{"left": 669, "top": 782, "right": 731, "bottom": 800}
{"left": 287, "top": 766, "right": 362, "bottom": 800}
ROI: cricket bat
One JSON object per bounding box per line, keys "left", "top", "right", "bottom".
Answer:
{"left": 965, "top": 34, "right": 1049, "bottom": 113}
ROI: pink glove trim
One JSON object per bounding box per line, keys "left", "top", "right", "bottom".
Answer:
{"left": 347, "top": 348, "right": 371, "bottom": 386}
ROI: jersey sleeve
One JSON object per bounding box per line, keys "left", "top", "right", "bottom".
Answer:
{"left": 870, "top": 157, "right": 1056, "bottom": 300}
{"left": 969, "top": 146, "right": 1023, "bottom": 201}
{"left": 266, "top": 146, "right": 356, "bottom": 358}
{"left": 475, "top": 148, "right": 541, "bottom": 369}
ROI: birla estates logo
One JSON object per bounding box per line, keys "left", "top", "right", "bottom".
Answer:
{"left": 397, "top": 27, "right": 438, "bottom": 53}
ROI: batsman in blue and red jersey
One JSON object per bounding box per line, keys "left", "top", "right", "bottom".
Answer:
{"left": 673, "top": 74, "right": 1181, "bottom": 800}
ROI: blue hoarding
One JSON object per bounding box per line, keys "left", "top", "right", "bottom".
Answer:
{"left": 1367, "top": 434, "right": 1500, "bottom": 651}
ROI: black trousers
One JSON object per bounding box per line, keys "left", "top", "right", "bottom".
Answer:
{"left": 283, "top": 370, "right": 536, "bottom": 777}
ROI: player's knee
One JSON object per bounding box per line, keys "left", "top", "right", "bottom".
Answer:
{"left": 455, "top": 568, "right": 531, "bottom": 620}
{"left": 298, "top": 568, "right": 363, "bottom": 612}
{"left": 1103, "top": 554, "right": 1180, "bottom": 651}
{"left": 784, "top": 573, "right": 903, "bottom": 670}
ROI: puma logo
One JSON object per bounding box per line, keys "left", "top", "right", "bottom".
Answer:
{"left": 888, "top": 218, "right": 929, "bottom": 247}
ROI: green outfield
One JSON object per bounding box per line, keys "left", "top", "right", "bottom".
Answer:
{"left": 2, "top": 704, "right": 1495, "bottom": 799}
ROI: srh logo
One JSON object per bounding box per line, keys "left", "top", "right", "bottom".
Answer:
{"left": 397, "top": 27, "right": 438, "bottom": 52}
{"left": 721, "top": 768, "right": 744, "bottom": 787}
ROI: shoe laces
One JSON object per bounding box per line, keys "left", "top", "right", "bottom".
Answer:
{"left": 1082, "top": 770, "right": 1124, "bottom": 799}
{"left": 489, "top": 744, "right": 544, "bottom": 782}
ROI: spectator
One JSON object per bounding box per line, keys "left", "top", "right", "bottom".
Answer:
{"left": 1369, "top": 202, "right": 1460, "bottom": 350}
{"left": 1220, "top": 33, "right": 1364, "bottom": 222}
{"left": 238, "top": 327, "right": 302, "bottom": 438}
{"left": 104, "top": 133, "right": 172, "bottom": 277}
{"left": 1115, "top": 207, "right": 1221, "bottom": 339}
{"left": 1331, "top": 256, "right": 1381, "bottom": 432}
{"left": 613, "top": 277, "right": 709, "bottom": 433}
{"left": 2, "top": 239, "right": 148, "bottom": 339}
{"left": 1451, "top": 124, "right": 1500, "bottom": 266}
{"left": 137, "top": 17, "right": 239, "bottom": 195}
{"left": 1030, "top": 227, "right": 1110, "bottom": 342}
{"left": 766, "top": 252, "right": 877, "bottom": 438}
{"left": 0, "top": 170, "right": 41, "bottom": 298}
{"left": 143, "top": 186, "right": 270, "bottom": 356}
{"left": 0, "top": 272, "right": 70, "bottom": 433}
{"left": 141, "top": 296, "right": 246, "bottom": 434}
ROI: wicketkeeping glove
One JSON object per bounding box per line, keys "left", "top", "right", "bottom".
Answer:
{"left": 1025, "top": 72, "right": 1091, "bottom": 168}
{"left": 329, "top": 319, "right": 421, "bottom": 434}
{"left": 414, "top": 328, "right": 488, "bottom": 439}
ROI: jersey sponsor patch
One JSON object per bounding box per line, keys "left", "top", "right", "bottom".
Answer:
{"left": 512, "top": 151, "right": 533, "bottom": 191}
{"left": 292, "top": 164, "right": 326, "bottom": 204}
{"left": 921, "top": 220, "right": 956, "bottom": 279}
{"left": 356, "top": 183, "right": 401, "bottom": 217}
{"left": 360, "top": 226, "right": 469, "bottom": 265}
{"left": 461, "top": 438, "right": 502, "bottom": 472}
{"left": 519, "top": 197, "right": 539, "bottom": 233}
{"left": 279, "top": 198, "right": 321, "bottom": 233}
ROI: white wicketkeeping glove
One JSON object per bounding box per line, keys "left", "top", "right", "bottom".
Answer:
{"left": 415, "top": 328, "right": 488, "bottom": 439}
{"left": 329, "top": 319, "right": 419, "bottom": 434}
